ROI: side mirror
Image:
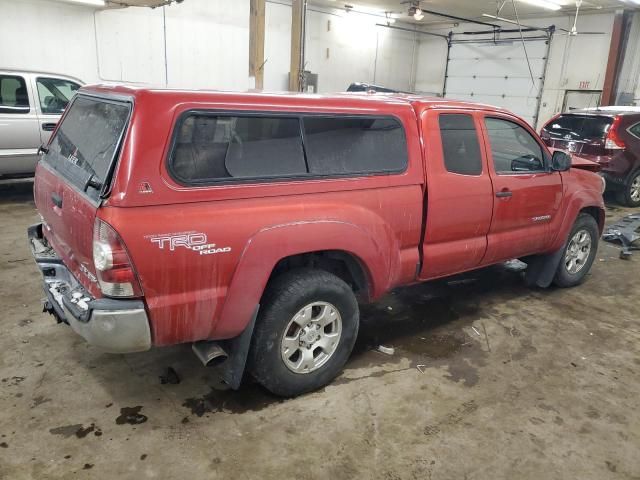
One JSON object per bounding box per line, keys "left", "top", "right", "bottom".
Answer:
{"left": 551, "top": 150, "right": 572, "bottom": 172}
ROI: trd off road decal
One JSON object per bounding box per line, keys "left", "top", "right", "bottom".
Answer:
{"left": 146, "top": 231, "right": 231, "bottom": 256}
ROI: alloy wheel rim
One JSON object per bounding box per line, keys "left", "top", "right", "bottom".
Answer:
{"left": 280, "top": 301, "right": 342, "bottom": 374}
{"left": 630, "top": 175, "right": 640, "bottom": 202}
{"left": 565, "top": 229, "right": 592, "bottom": 274}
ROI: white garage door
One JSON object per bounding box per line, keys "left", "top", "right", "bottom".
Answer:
{"left": 444, "top": 39, "right": 548, "bottom": 127}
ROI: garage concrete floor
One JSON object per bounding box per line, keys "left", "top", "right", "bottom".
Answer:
{"left": 0, "top": 179, "right": 639, "bottom": 480}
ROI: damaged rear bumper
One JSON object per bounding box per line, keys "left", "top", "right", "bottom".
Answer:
{"left": 28, "top": 223, "right": 152, "bottom": 353}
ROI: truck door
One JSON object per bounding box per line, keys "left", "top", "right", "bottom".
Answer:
{"left": 31, "top": 76, "right": 82, "bottom": 145}
{"left": 0, "top": 72, "right": 41, "bottom": 175}
{"left": 480, "top": 114, "right": 562, "bottom": 263}
{"left": 419, "top": 110, "right": 494, "bottom": 280}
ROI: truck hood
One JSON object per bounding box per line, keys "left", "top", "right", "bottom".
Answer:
{"left": 549, "top": 148, "right": 601, "bottom": 173}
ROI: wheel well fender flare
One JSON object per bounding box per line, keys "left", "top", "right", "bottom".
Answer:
{"left": 214, "top": 220, "right": 391, "bottom": 338}
{"left": 550, "top": 189, "right": 604, "bottom": 251}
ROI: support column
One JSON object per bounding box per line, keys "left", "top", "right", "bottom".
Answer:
{"left": 289, "top": 0, "right": 306, "bottom": 92}
{"left": 602, "top": 10, "right": 626, "bottom": 106}
{"left": 249, "top": 0, "right": 266, "bottom": 90}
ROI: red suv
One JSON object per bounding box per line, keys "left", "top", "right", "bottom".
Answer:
{"left": 29, "top": 85, "right": 605, "bottom": 397}
{"left": 541, "top": 107, "right": 640, "bottom": 206}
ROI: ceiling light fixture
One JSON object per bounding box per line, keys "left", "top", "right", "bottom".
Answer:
{"left": 384, "top": 11, "right": 396, "bottom": 24}
{"left": 408, "top": 3, "right": 424, "bottom": 21}
{"left": 517, "top": 0, "right": 562, "bottom": 11}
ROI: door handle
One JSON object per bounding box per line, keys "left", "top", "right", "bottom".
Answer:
{"left": 51, "top": 193, "right": 63, "bottom": 208}
{"left": 42, "top": 123, "right": 57, "bottom": 132}
{"left": 495, "top": 189, "right": 513, "bottom": 198}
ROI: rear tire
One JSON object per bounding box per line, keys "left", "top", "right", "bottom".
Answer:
{"left": 615, "top": 169, "right": 640, "bottom": 207}
{"left": 553, "top": 213, "right": 599, "bottom": 288}
{"left": 248, "top": 268, "right": 359, "bottom": 397}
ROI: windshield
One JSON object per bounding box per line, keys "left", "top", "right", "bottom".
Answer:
{"left": 542, "top": 114, "right": 613, "bottom": 141}
{"left": 43, "top": 95, "right": 131, "bottom": 201}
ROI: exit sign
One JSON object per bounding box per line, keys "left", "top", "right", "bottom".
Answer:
{"left": 579, "top": 81, "right": 591, "bottom": 89}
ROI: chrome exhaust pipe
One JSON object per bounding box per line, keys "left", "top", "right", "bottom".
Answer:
{"left": 192, "top": 341, "right": 228, "bottom": 367}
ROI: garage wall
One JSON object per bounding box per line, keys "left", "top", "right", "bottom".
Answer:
{"left": 0, "top": 0, "right": 416, "bottom": 94}
{"left": 0, "top": 0, "right": 250, "bottom": 90}
{"left": 0, "top": 0, "right": 98, "bottom": 83}
{"left": 264, "top": 2, "right": 292, "bottom": 91}
{"left": 616, "top": 11, "right": 640, "bottom": 105}
{"left": 94, "top": 7, "right": 165, "bottom": 84}
{"left": 163, "top": 1, "right": 249, "bottom": 89}
{"left": 414, "top": 36, "right": 449, "bottom": 96}
{"left": 539, "top": 13, "right": 615, "bottom": 125}
{"left": 264, "top": 2, "right": 418, "bottom": 93}
{"left": 414, "top": 12, "right": 616, "bottom": 127}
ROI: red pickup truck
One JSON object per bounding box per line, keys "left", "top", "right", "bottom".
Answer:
{"left": 29, "top": 86, "right": 605, "bottom": 396}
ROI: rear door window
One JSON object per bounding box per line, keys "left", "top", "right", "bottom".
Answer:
{"left": 629, "top": 122, "right": 640, "bottom": 139}
{"left": 543, "top": 114, "right": 613, "bottom": 140}
{"left": 0, "top": 74, "right": 30, "bottom": 114}
{"left": 302, "top": 116, "right": 407, "bottom": 175}
{"left": 43, "top": 95, "right": 131, "bottom": 200}
{"left": 36, "top": 77, "right": 81, "bottom": 115}
{"left": 171, "top": 114, "right": 306, "bottom": 182}
{"left": 438, "top": 114, "right": 482, "bottom": 175}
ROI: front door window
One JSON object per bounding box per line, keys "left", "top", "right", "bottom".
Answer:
{"left": 36, "top": 77, "right": 80, "bottom": 115}
{"left": 484, "top": 117, "right": 546, "bottom": 174}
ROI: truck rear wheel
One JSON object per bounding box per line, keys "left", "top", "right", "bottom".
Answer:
{"left": 553, "top": 213, "right": 599, "bottom": 288}
{"left": 615, "top": 169, "right": 640, "bottom": 207}
{"left": 248, "top": 268, "right": 359, "bottom": 397}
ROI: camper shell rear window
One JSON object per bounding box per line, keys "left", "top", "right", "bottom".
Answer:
{"left": 42, "top": 94, "right": 131, "bottom": 201}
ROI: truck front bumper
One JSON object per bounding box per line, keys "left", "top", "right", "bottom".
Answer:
{"left": 28, "top": 223, "right": 152, "bottom": 353}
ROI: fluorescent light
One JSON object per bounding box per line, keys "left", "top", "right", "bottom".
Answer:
{"left": 58, "top": 0, "right": 106, "bottom": 6}
{"left": 414, "top": 7, "right": 424, "bottom": 20}
{"left": 517, "top": 0, "right": 562, "bottom": 10}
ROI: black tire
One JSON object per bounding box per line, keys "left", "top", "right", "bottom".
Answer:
{"left": 248, "top": 268, "right": 359, "bottom": 397}
{"left": 615, "top": 169, "right": 640, "bottom": 207}
{"left": 553, "top": 213, "right": 599, "bottom": 288}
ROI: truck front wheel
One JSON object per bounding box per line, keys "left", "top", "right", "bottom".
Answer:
{"left": 248, "top": 268, "right": 359, "bottom": 397}
{"left": 553, "top": 213, "right": 599, "bottom": 288}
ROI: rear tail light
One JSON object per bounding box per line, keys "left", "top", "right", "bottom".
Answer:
{"left": 605, "top": 116, "right": 626, "bottom": 150}
{"left": 93, "top": 219, "right": 142, "bottom": 298}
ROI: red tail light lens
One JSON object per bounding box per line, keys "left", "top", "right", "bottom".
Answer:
{"left": 93, "top": 219, "right": 142, "bottom": 298}
{"left": 605, "top": 116, "right": 625, "bottom": 150}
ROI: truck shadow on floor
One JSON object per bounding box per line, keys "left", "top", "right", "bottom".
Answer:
{"left": 0, "top": 178, "right": 34, "bottom": 204}
{"left": 77, "top": 263, "right": 531, "bottom": 419}
{"left": 337, "top": 263, "right": 529, "bottom": 387}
